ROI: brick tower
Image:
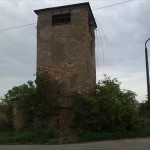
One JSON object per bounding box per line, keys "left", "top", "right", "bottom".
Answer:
{"left": 34, "top": 2, "right": 97, "bottom": 96}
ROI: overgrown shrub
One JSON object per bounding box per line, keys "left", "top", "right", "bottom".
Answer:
{"left": 0, "top": 73, "right": 62, "bottom": 132}
{"left": 140, "top": 101, "right": 149, "bottom": 118}
{"left": 0, "top": 74, "right": 146, "bottom": 134}
{"left": 0, "top": 102, "right": 13, "bottom": 132}
{"left": 70, "top": 75, "right": 142, "bottom": 133}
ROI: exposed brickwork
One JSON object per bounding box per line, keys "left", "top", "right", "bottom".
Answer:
{"left": 37, "top": 62, "right": 95, "bottom": 95}
{"left": 37, "top": 62, "right": 76, "bottom": 81}
{"left": 48, "top": 109, "right": 71, "bottom": 131}
{"left": 34, "top": 3, "right": 97, "bottom": 129}
{"left": 0, "top": 112, "right": 7, "bottom": 122}
{"left": 13, "top": 101, "right": 24, "bottom": 131}
{"left": 12, "top": 4, "right": 97, "bottom": 131}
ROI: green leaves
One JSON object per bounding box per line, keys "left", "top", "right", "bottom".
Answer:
{"left": 0, "top": 74, "right": 143, "bottom": 133}
{"left": 71, "top": 74, "right": 140, "bottom": 132}
{"left": 0, "top": 73, "right": 62, "bottom": 132}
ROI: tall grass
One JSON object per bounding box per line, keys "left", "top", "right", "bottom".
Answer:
{"left": 0, "top": 130, "right": 57, "bottom": 144}
{"left": 78, "top": 128, "right": 150, "bottom": 142}
{"left": 0, "top": 128, "right": 150, "bottom": 144}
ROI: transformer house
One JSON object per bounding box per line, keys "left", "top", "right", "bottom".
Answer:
{"left": 34, "top": 2, "right": 97, "bottom": 96}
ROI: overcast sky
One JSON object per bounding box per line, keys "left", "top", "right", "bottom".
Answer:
{"left": 0, "top": 0, "right": 150, "bottom": 102}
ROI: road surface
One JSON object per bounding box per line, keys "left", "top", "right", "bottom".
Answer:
{"left": 0, "top": 137, "right": 150, "bottom": 150}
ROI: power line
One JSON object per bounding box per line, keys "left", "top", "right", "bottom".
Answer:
{"left": 0, "top": 0, "right": 135, "bottom": 32}
{"left": 0, "top": 23, "right": 36, "bottom": 32}
{"left": 93, "top": 0, "right": 135, "bottom": 11}
{"left": 95, "top": 30, "right": 99, "bottom": 66}
{"left": 95, "top": 18, "right": 108, "bottom": 46}
{"left": 96, "top": 29, "right": 105, "bottom": 63}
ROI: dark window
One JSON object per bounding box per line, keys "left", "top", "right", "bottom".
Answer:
{"left": 52, "top": 13, "right": 71, "bottom": 25}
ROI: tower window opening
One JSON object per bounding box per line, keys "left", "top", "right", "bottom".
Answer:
{"left": 52, "top": 13, "right": 71, "bottom": 25}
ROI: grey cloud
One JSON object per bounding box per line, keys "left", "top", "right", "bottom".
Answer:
{"left": 0, "top": 0, "right": 150, "bottom": 102}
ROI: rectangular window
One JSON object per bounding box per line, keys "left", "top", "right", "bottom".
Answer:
{"left": 52, "top": 13, "right": 71, "bottom": 25}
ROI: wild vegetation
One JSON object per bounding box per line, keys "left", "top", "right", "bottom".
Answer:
{"left": 0, "top": 74, "right": 149, "bottom": 144}
{"left": 70, "top": 75, "right": 144, "bottom": 133}
{"left": 0, "top": 73, "right": 62, "bottom": 132}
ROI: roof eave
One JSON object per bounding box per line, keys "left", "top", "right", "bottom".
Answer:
{"left": 34, "top": 2, "right": 97, "bottom": 28}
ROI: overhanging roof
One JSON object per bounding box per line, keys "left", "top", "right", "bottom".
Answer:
{"left": 34, "top": 2, "right": 97, "bottom": 28}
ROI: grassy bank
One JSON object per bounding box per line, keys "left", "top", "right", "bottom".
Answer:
{"left": 0, "top": 131, "right": 57, "bottom": 144}
{"left": 78, "top": 128, "right": 150, "bottom": 142}
{"left": 0, "top": 128, "right": 150, "bottom": 144}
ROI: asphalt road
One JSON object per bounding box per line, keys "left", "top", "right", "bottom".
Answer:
{"left": 0, "top": 138, "right": 150, "bottom": 150}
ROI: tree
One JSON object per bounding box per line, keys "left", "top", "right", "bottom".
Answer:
{"left": 140, "top": 100, "right": 149, "bottom": 119}
{"left": 70, "top": 74, "right": 141, "bottom": 132}
{"left": 0, "top": 73, "right": 62, "bottom": 131}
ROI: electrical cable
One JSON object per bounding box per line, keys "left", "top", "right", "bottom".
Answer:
{"left": 93, "top": 0, "right": 135, "bottom": 11}
{"left": 96, "top": 29, "right": 105, "bottom": 63}
{"left": 0, "top": 0, "right": 136, "bottom": 32}
{"left": 95, "top": 18, "right": 108, "bottom": 46}
{"left": 0, "top": 23, "right": 36, "bottom": 32}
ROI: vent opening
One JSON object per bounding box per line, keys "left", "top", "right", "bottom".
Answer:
{"left": 52, "top": 13, "right": 71, "bottom": 25}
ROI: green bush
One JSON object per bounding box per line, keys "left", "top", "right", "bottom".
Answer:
{"left": 140, "top": 101, "right": 150, "bottom": 119}
{"left": 0, "top": 102, "right": 13, "bottom": 132}
{"left": 0, "top": 73, "right": 62, "bottom": 132}
{"left": 70, "top": 75, "right": 141, "bottom": 133}
{"left": 0, "top": 74, "right": 145, "bottom": 135}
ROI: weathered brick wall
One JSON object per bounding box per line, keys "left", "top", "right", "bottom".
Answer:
{"left": 0, "top": 112, "right": 7, "bottom": 122}
{"left": 13, "top": 101, "right": 24, "bottom": 131}
{"left": 12, "top": 5, "right": 96, "bottom": 130}
{"left": 36, "top": 5, "right": 96, "bottom": 130}
{"left": 36, "top": 7, "right": 96, "bottom": 95}
{"left": 37, "top": 61, "right": 95, "bottom": 95}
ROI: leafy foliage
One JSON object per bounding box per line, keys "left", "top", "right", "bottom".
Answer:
{"left": 0, "top": 73, "right": 62, "bottom": 132}
{"left": 0, "top": 102, "right": 13, "bottom": 132}
{"left": 0, "top": 74, "right": 146, "bottom": 135}
{"left": 70, "top": 75, "right": 141, "bottom": 132}
{"left": 139, "top": 100, "right": 150, "bottom": 121}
